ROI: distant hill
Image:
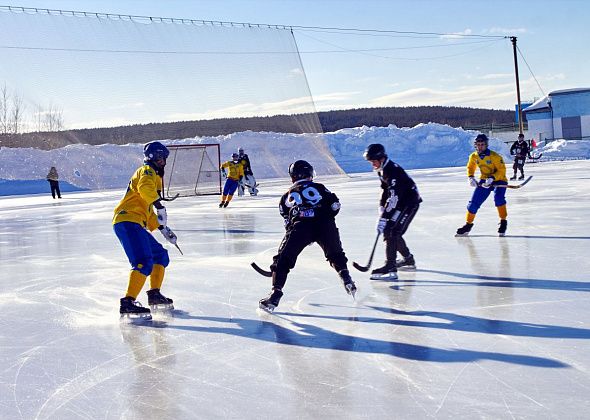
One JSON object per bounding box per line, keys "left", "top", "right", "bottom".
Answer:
{"left": 0, "top": 105, "right": 514, "bottom": 150}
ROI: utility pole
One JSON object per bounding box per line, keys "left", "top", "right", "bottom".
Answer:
{"left": 511, "top": 36, "right": 524, "bottom": 135}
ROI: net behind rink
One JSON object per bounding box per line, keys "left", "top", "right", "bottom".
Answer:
{"left": 163, "top": 144, "right": 221, "bottom": 197}
{"left": 0, "top": 7, "right": 327, "bottom": 190}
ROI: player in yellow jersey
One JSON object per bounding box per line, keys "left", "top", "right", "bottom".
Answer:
{"left": 113, "top": 141, "right": 179, "bottom": 319}
{"left": 456, "top": 134, "right": 509, "bottom": 237}
{"left": 219, "top": 153, "right": 245, "bottom": 208}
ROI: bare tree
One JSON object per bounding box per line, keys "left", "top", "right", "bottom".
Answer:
{"left": 10, "top": 93, "right": 25, "bottom": 134}
{"left": 44, "top": 102, "right": 64, "bottom": 131}
{"left": 0, "top": 84, "right": 9, "bottom": 135}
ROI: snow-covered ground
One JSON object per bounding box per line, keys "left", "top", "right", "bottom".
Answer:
{"left": 3, "top": 123, "right": 588, "bottom": 196}
{"left": 0, "top": 159, "right": 589, "bottom": 418}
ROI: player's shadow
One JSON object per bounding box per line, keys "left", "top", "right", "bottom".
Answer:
{"left": 407, "top": 269, "right": 590, "bottom": 292}
{"left": 147, "top": 313, "right": 567, "bottom": 368}
{"left": 300, "top": 305, "right": 590, "bottom": 339}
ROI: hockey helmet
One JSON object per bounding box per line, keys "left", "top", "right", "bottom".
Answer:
{"left": 289, "top": 160, "right": 314, "bottom": 181}
{"left": 238, "top": 147, "right": 244, "bottom": 155}
{"left": 363, "top": 143, "right": 387, "bottom": 161}
{"left": 143, "top": 141, "right": 169, "bottom": 162}
{"left": 232, "top": 152, "right": 239, "bottom": 162}
{"left": 474, "top": 134, "right": 489, "bottom": 145}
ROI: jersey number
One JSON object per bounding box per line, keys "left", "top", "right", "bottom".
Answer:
{"left": 286, "top": 186, "right": 322, "bottom": 207}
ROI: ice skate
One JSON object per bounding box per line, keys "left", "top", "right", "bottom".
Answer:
{"left": 147, "top": 288, "right": 174, "bottom": 311}
{"left": 339, "top": 269, "right": 357, "bottom": 299}
{"left": 455, "top": 222, "right": 473, "bottom": 237}
{"left": 258, "top": 288, "right": 283, "bottom": 313}
{"left": 510, "top": 175, "right": 517, "bottom": 181}
{"left": 370, "top": 262, "right": 398, "bottom": 280}
{"left": 396, "top": 254, "right": 416, "bottom": 270}
{"left": 120, "top": 297, "right": 152, "bottom": 320}
{"left": 518, "top": 175, "right": 525, "bottom": 180}
{"left": 219, "top": 202, "right": 224, "bottom": 208}
{"left": 223, "top": 201, "right": 229, "bottom": 208}
{"left": 498, "top": 219, "right": 508, "bottom": 237}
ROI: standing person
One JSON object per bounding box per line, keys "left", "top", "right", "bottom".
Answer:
{"left": 456, "top": 134, "right": 509, "bottom": 237}
{"left": 363, "top": 144, "right": 422, "bottom": 280}
{"left": 509, "top": 133, "right": 530, "bottom": 180}
{"left": 238, "top": 147, "right": 259, "bottom": 196}
{"left": 258, "top": 160, "right": 357, "bottom": 312}
{"left": 113, "top": 141, "right": 179, "bottom": 319}
{"left": 219, "top": 153, "right": 244, "bottom": 208}
{"left": 46, "top": 166, "right": 61, "bottom": 199}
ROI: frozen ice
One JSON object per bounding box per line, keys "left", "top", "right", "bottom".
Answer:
{"left": 0, "top": 161, "right": 589, "bottom": 418}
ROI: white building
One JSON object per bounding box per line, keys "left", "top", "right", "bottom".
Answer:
{"left": 523, "top": 88, "right": 590, "bottom": 144}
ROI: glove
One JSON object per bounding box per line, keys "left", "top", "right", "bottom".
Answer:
{"left": 159, "top": 226, "right": 177, "bottom": 245}
{"left": 468, "top": 177, "right": 478, "bottom": 188}
{"left": 376, "top": 217, "right": 388, "bottom": 234}
{"left": 156, "top": 207, "right": 167, "bottom": 227}
{"left": 379, "top": 206, "right": 385, "bottom": 215}
{"left": 481, "top": 177, "right": 494, "bottom": 188}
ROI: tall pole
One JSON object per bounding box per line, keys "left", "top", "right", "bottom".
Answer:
{"left": 511, "top": 36, "right": 523, "bottom": 135}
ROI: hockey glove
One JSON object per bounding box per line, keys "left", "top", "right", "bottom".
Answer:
{"left": 156, "top": 207, "right": 168, "bottom": 227}
{"left": 159, "top": 226, "right": 177, "bottom": 245}
{"left": 376, "top": 217, "right": 388, "bottom": 234}
{"left": 481, "top": 177, "right": 495, "bottom": 188}
{"left": 468, "top": 177, "right": 479, "bottom": 188}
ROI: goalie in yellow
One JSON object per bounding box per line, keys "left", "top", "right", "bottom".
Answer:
{"left": 219, "top": 153, "right": 245, "bottom": 208}
{"left": 113, "top": 141, "right": 179, "bottom": 319}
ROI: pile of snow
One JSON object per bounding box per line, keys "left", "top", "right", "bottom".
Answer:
{"left": 1, "top": 122, "right": 584, "bottom": 197}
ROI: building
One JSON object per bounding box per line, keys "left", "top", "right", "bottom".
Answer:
{"left": 523, "top": 88, "right": 590, "bottom": 144}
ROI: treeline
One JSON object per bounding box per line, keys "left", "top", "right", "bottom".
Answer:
{"left": 0, "top": 106, "right": 513, "bottom": 150}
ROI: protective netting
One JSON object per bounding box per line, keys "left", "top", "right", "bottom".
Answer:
{"left": 0, "top": 7, "right": 322, "bottom": 140}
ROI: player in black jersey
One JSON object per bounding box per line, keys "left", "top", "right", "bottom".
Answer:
{"left": 363, "top": 143, "right": 422, "bottom": 279}
{"left": 259, "top": 160, "right": 357, "bottom": 312}
{"left": 509, "top": 134, "right": 530, "bottom": 180}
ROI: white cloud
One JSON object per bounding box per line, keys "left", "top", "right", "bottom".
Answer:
{"left": 478, "top": 73, "right": 513, "bottom": 80}
{"left": 487, "top": 27, "right": 527, "bottom": 34}
{"left": 440, "top": 29, "right": 473, "bottom": 39}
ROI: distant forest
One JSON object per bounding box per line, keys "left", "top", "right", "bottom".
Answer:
{"left": 0, "top": 106, "right": 514, "bottom": 150}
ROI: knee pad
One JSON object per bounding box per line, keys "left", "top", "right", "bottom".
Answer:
{"left": 153, "top": 248, "right": 170, "bottom": 268}
{"left": 467, "top": 201, "right": 480, "bottom": 215}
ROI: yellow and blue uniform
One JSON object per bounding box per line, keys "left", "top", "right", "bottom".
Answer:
{"left": 464, "top": 149, "right": 508, "bottom": 222}
{"left": 113, "top": 163, "right": 169, "bottom": 299}
{"left": 220, "top": 160, "right": 244, "bottom": 205}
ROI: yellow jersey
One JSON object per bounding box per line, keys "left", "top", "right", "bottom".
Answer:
{"left": 467, "top": 149, "right": 507, "bottom": 182}
{"left": 220, "top": 161, "right": 244, "bottom": 181}
{"left": 113, "top": 164, "right": 161, "bottom": 231}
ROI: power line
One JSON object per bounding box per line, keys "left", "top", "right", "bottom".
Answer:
{"left": 516, "top": 45, "right": 546, "bottom": 97}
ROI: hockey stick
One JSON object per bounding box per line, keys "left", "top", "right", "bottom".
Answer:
{"left": 174, "top": 243, "right": 184, "bottom": 255}
{"left": 352, "top": 232, "right": 381, "bottom": 272}
{"left": 161, "top": 193, "right": 180, "bottom": 202}
{"left": 495, "top": 175, "right": 533, "bottom": 189}
{"left": 251, "top": 262, "right": 272, "bottom": 277}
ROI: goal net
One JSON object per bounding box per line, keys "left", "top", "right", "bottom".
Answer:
{"left": 163, "top": 144, "right": 221, "bottom": 198}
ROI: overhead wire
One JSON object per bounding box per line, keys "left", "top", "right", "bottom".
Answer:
{"left": 516, "top": 45, "right": 546, "bottom": 97}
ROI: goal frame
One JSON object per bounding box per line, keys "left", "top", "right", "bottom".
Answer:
{"left": 162, "top": 143, "right": 222, "bottom": 198}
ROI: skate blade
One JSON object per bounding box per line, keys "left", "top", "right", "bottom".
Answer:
{"left": 455, "top": 233, "right": 470, "bottom": 237}
{"left": 258, "top": 303, "right": 276, "bottom": 313}
{"left": 345, "top": 284, "right": 357, "bottom": 300}
{"left": 149, "top": 303, "right": 174, "bottom": 311}
{"left": 498, "top": 233, "right": 506, "bottom": 237}
{"left": 398, "top": 265, "right": 416, "bottom": 271}
{"left": 370, "top": 273, "right": 398, "bottom": 280}
{"left": 120, "top": 313, "right": 152, "bottom": 321}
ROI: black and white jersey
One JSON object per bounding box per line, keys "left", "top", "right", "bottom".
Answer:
{"left": 279, "top": 180, "right": 341, "bottom": 229}
{"left": 510, "top": 140, "right": 530, "bottom": 158}
{"left": 239, "top": 154, "right": 253, "bottom": 175}
{"left": 378, "top": 159, "right": 422, "bottom": 219}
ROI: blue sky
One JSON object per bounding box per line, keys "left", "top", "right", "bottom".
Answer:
{"left": 1, "top": 0, "right": 588, "bottom": 125}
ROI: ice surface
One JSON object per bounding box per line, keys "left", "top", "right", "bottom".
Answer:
{"left": 0, "top": 161, "right": 589, "bottom": 418}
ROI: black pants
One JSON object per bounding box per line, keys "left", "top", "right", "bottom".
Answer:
{"left": 513, "top": 158, "right": 525, "bottom": 176}
{"left": 383, "top": 204, "right": 419, "bottom": 264}
{"left": 48, "top": 180, "right": 61, "bottom": 198}
{"left": 270, "top": 219, "right": 348, "bottom": 290}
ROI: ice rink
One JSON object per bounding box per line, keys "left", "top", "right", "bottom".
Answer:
{"left": 1, "top": 160, "right": 589, "bottom": 419}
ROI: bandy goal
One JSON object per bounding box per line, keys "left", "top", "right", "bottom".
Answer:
{"left": 162, "top": 144, "right": 221, "bottom": 198}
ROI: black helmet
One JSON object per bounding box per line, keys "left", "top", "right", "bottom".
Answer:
{"left": 232, "top": 152, "right": 239, "bottom": 162}
{"left": 474, "top": 134, "right": 489, "bottom": 145}
{"left": 363, "top": 143, "right": 387, "bottom": 161}
{"left": 143, "top": 141, "right": 169, "bottom": 162}
{"left": 289, "top": 160, "right": 314, "bottom": 181}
